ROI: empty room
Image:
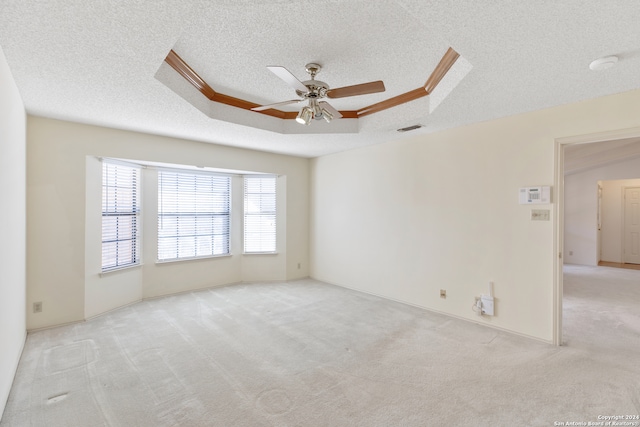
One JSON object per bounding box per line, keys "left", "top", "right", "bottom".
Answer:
{"left": 1, "top": 1, "right": 640, "bottom": 426}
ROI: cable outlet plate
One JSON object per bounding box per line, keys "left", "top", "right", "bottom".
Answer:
{"left": 480, "top": 295, "right": 494, "bottom": 316}
{"left": 440, "top": 289, "right": 446, "bottom": 298}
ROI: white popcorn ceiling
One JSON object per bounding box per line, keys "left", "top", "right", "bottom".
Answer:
{"left": 1, "top": 0, "right": 639, "bottom": 158}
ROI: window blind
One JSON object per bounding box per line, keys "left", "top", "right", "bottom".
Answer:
{"left": 102, "top": 161, "right": 140, "bottom": 271}
{"left": 158, "top": 171, "right": 230, "bottom": 261}
{"left": 244, "top": 176, "right": 276, "bottom": 253}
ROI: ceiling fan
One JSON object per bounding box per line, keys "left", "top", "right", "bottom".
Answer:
{"left": 251, "top": 63, "right": 385, "bottom": 125}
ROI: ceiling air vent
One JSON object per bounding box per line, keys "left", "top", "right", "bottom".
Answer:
{"left": 397, "top": 124, "right": 423, "bottom": 132}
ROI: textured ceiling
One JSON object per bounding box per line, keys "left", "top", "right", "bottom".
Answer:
{"left": 1, "top": 1, "right": 640, "bottom": 158}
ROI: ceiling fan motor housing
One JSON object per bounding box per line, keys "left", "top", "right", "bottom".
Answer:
{"left": 297, "top": 80, "right": 329, "bottom": 99}
{"left": 295, "top": 62, "right": 329, "bottom": 99}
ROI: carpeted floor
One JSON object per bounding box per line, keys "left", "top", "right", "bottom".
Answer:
{"left": 1, "top": 265, "right": 639, "bottom": 426}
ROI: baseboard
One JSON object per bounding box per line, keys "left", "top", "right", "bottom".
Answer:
{"left": 142, "top": 280, "right": 244, "bottom": 301}
{"left": 240, "top": 278, "right": 295, "bottom": 285}
{"left": 313, "top": 276, "right": 553, "bottom": 345}
{"left": 143, "top": 278, "right": 311, "bottom": 300}
{"left": 85, "top": 299, "right": 144, "bottom": 322}
{"left": 29, "top": 279, "right": 311, "bottom": 331}
{"left": 30, "top": 276, "right": 537, "bottom": 349}
{"left": 27, "top": 319, "right": 87, "bottom": 333}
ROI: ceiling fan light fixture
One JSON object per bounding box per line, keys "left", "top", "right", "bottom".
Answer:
{"left": 321, "top": 108, "right": 333, "bottom": 123}
{"left": 311, "top": 101, "right": 324, "bottom": 121}
{"left": 296, "top": 106, "right": 313, "bottom": 125}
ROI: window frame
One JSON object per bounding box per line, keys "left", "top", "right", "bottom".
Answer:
{"left": 157, "top": 168, "right": 232, "bottom": 263}
{"left": 243, "top": 174, "right": 277, "bottom": 254}
{"left": 101, "top": 159, "right": 141, "bottom": 272}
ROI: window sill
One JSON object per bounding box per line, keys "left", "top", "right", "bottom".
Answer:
{"left": 156, "top": 253, "right": 232, "bottom": 265}
{"left": 100, "top": 263, "right": 142, "bottom": 277}
{"left": 243, "top": 252, "right": 279, "bottom": 256}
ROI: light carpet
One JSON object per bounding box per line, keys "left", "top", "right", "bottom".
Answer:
{"left": 1, "top": 266, "right": 639, "bottom": 426}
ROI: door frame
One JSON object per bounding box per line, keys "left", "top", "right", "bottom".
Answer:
{"left": 554, "top": 125, "right": 640, "bottom": 346}
{"left": 623, "top": 186, "right": 640, "bottom": 264}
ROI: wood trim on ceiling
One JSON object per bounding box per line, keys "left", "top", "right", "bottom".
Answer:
{"left": 164, "top": 50, "right": 216, "bottom": 100}
{"left": 357, "top": 88, "right": 427, "bottom": 118}
{"left": 165, "top": 47, "right": 459, "bottom": 121}
{"left": 357, "top": 47, "right": 460, "bottom": 118}
{"left": 165, "top": 50, "right": 286, "bottom": 119}
{"left": 165, "top": 50, "right": 359, "bottom": 120}
{"left": 424, "top": 47, "right": 460, "bottom": 94}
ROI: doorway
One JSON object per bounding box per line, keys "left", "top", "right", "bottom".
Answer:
{"left": 595, "top": 180, "right": 640, "bottom": 267}
{"left": 554, "top": 126, "right": 640, "bottom": 345}
{"left": 623, "top": 187, "right": 640, "bottom": 264}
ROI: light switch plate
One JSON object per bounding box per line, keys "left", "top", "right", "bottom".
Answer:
{"left": 531, "top": 209, "right": 550, "bottom": 221}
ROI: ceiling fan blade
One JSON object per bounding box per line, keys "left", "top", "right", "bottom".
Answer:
{"left": 251, "top": 99, "right": 302, "bottom": 111}
{"left": 318, "top": 101, "right": 343, "bottom": 119}
{"left": 267, "top": 66, "right": 309, "bottom": 93}
{"left": 326, "top": 80, "right": 385, "bottom": 99}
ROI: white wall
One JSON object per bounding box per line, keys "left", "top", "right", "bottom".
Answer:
{"left": 0, "top": 46, "right": 27, "bottom": 421}
{"left": 311, "top": 88, "right": 640, "bottom": 343}
{"left": 28, "top": 117, "right": 309, "bottom": 329}
{"left": 564, "top": 157, "right": 640, "bottom": 265}
{"left": 601, "top": 178, "right": 640, "bottom": 263}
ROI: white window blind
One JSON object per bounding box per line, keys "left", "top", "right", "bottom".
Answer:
{"left": 102, "top": 161, "right": 140, "bottom": 271}
{"left": 158, "top": 171, "right": 230, "bottom": 261}
{"left": 244, "top": 176, "right": 276, "bottom": 253}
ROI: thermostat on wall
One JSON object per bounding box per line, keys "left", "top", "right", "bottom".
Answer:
{"left": 519, "top": 186, "right": 551, "bottom": 204}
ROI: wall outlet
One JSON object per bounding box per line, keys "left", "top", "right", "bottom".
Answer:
{"left": 297, "top": 262, "right": 301, "bottom": 269}
{"left": 33, "top": 302, "right": 42, "bottom": 313}
{"left": 440, "top": 289, "right": 446, "bottom": 299}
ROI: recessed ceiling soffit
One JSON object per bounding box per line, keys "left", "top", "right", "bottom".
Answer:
{"left": 155, "top": 46, "right": 472, "bottom": 135}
